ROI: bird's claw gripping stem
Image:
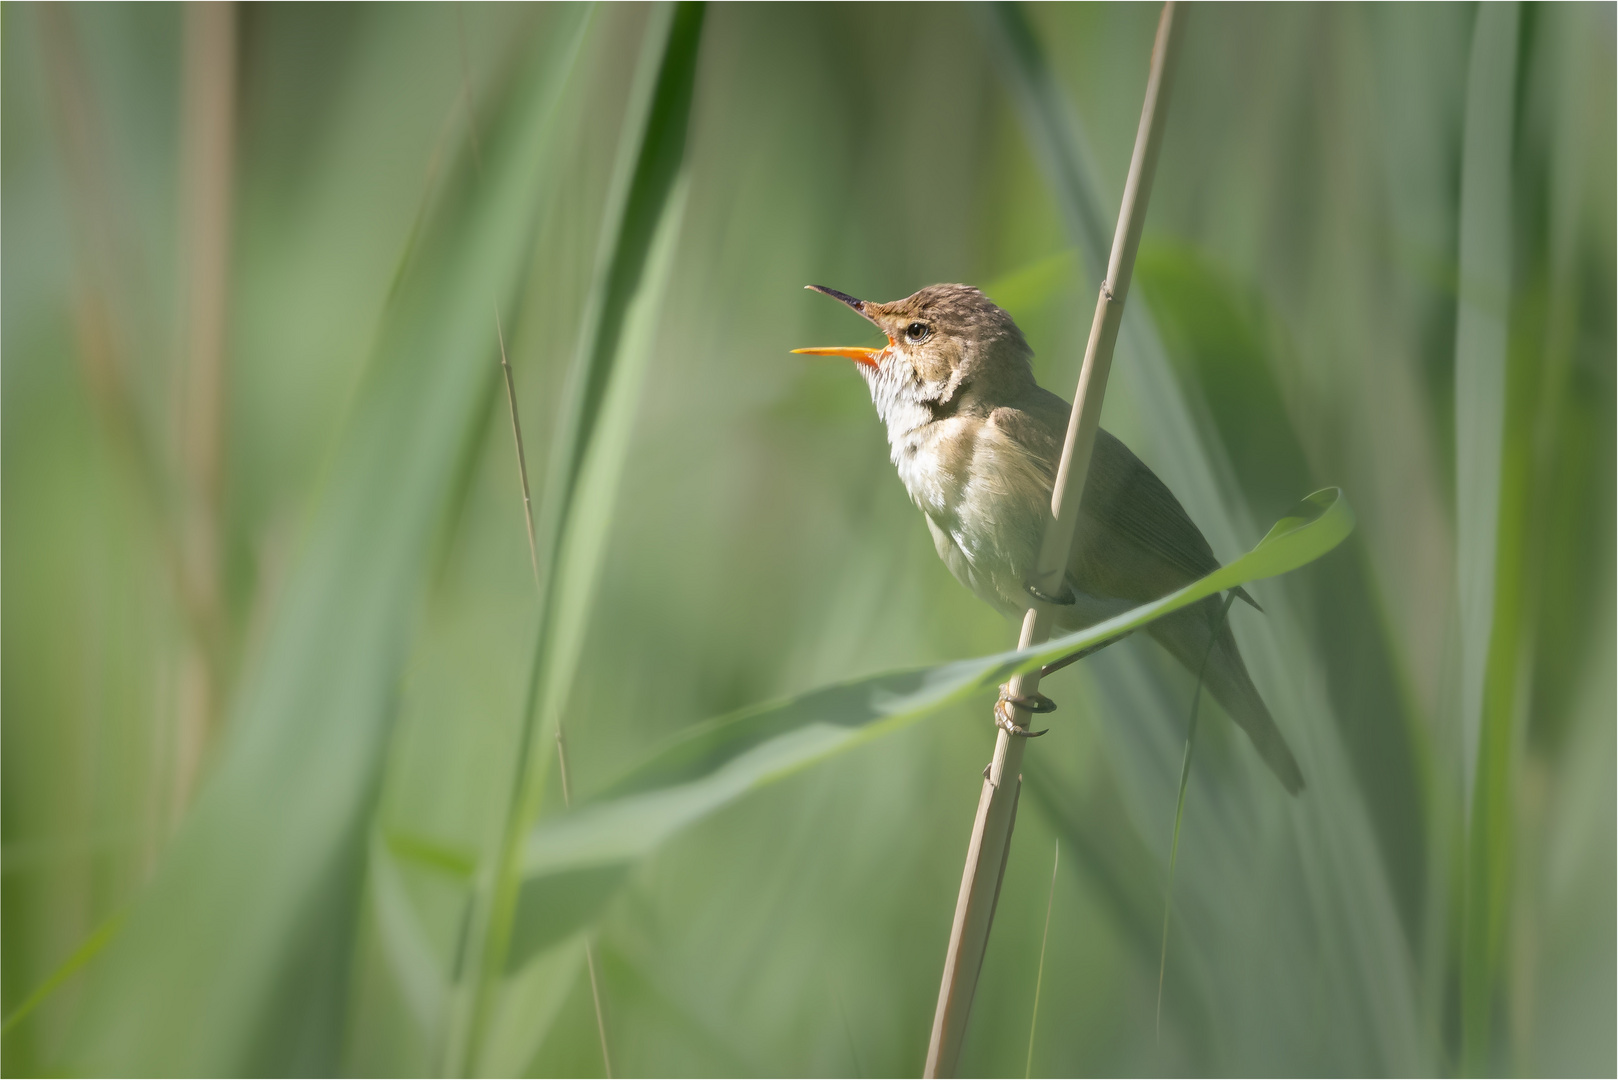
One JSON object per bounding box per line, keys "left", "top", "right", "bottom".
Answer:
{"left": 994, "top": 686, "right": 1055, "bottom": 737}
{"left": 1025, "top": 580, "right": 1076, "bottom": 606}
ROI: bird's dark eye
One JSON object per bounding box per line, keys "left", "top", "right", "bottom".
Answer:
{"left": 905, "top": 321, "right": 930, "bottom": 344}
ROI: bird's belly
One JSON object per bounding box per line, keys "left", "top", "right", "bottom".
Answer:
{"left": 897, "top": 418, "right": 1053, "bottom": 618}
{"left": 924, "top": 502, "right": 1044, "bottom": 619}
{"left": 926, "top": 511, "right": 1136, "bottom": 631}
{"left": 924, "top": 515, "right": 1016, "bottom": 617}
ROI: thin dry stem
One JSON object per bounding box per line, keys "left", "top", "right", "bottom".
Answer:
{"left": 1156, "top": 591, "right": 1238, "bottom": 1038}
{"left": 924, "top": 6, "right": 1183, "bottom": 1075}
{"left": 495, "top": 309, "right": 541, "bottom": 590}
{"left": 1024, "top": 842, "right": 1059, "bottom": 1079}
{"left": 557, "top": 727, "right": 615, "bottom": 1079}
{"left": 496, "top": 309, "right": 613, "bottom": 1078}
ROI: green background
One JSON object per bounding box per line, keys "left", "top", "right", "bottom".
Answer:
{"left": 3, "top": 3, "right": 1613, "bottom": 1075}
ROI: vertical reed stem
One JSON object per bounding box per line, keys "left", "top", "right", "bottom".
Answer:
{"left": 923, "top": 7, "right": 1183, "bottom": 1074}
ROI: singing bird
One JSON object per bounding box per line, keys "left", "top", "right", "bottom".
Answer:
{"left": 795, "top": 283, "right": 1303, "bottom": 794}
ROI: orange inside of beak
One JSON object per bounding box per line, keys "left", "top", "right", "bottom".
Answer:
{"left": 790, "top": 345, "right": 885, "bottom": 370}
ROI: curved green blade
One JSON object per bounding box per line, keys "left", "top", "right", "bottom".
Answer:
{"left": 505, "top": 489, "right": 1354, "bottom": 964}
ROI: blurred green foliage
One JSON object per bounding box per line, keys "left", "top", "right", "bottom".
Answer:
{"left": 3, "top": 3, "right": 1612, "bottom": 1076}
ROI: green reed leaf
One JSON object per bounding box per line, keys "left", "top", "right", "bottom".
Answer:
{"left": 504, "top": 490, "right": 1354, "bottom": 963}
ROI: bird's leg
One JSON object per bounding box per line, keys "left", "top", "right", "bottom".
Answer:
{"left": 994, "top": 684, "right": 1054, "bottom": 738}
{"left": 1038, "top": 632, "right": 1129, "bottom": 679}
{"left": 994, "top": 582, "right": 1131, "bottom": 736}
{"left": 1024, "top": 581, "right": 1076, "bottom": 607}
{"left": 989, "top": 633, "right": 1132, "bottom": 740}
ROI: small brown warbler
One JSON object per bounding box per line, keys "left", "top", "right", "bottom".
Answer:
{"left": 796, "top": 283, "right": 1302, "bottom": 793}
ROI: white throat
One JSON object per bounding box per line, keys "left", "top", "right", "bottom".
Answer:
{"left": 861, "top": 356, "right": 936, "bottom": 455}
{"left": 857, "top": 353, "right": 965, "bottom": 523}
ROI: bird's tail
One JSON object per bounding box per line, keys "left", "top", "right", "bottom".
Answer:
{"left": 1149, "top": 598, "right": 1305, "bottom": 795}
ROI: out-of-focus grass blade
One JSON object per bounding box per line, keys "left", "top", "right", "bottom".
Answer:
{"left": 1156, "top": 592, "right": 1237, "bottom": 1036}
{"left": 386, "top": 830, "right": 479, "bottom": 882}
{"left": 449, "top": 3, "right": 705, "bottom": 1071}
{"left": 1452, "top": 3, "right": 1521, "bottom": 1072}
{"left": 478, "top": 936, "right": 588, "bottom": 1078}
{"left": 0, "top": 913, "right": 124, "bottom": 1038}
{"left": 370, "top": 839, "right": 448, "bottom": 1034}
{"left": 529, "top": 176, "right": 690, "bottom": 780}
{"left": 496, "top": 179, "right": 688, "bottom": 975}
{"left": 979, "top": 3, "right": 1110, "bottom": 271}
{"left": 1136, "top": 240, "right": 1430, "bottom": 937}
{"left": 983, "top": 249, "right": 1081, "bottom": 315}
{"left": 60, "top": 12, "right": 591, "bottom": 1074}
{"left": 607, "top": 489, "right": 1349, "bottom": 802}
{"left": 1019, "top": 752, "right": 1212, "bottom": 1053}
{"left": 502, "top": 491, "right": 1354, "bottom": 961}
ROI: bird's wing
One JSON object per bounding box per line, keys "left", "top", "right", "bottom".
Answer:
{"left": 986, "top": 400, "right": 1064, "bottom": 473}
{"left": 1079, "top": 431, "right": 1263, "bottom": 608}
{"left": 992, "top": 392, "right": 1252, "bottom": 607}
{"left": 1082, "top": 427, "right": 1223, "bottom": 585}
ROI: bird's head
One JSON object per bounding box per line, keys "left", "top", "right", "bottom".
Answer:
{"left": 793, "top": 283, "right": 1033, "bottom": 419}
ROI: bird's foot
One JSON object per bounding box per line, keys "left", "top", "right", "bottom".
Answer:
{"left": 994, "top": 684, "right": 1055, "bottom": 737}
{"left": 1024, "top": 581, "right": 1076, "bottom": 606}
{"left": 1039, "top": 634, "right": 1127, "bottom": 679}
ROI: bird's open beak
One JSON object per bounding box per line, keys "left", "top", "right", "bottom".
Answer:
{"left": 791, "top": 345, "right": 884, "bottom": 369}
{"left": 792, "top": 285, "right": 891, "bottom": 369}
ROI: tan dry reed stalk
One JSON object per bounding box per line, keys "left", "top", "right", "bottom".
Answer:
{"left": 173, "top": 0, "right": 238, "bottom": 800}
{"left": 177, "top": 1, "right": 236, "bottom": 635}
{"left": 923, "top": 7, "right": 1183, "bottom": 1075}
{"left": 38, "top": 7, "right": 165, "bottom": 510}
{"left": 496, "top": 311, "right": 614, "bottom": 1078}
{"left": 42, "top": 4, "right": 239, "bottom": 819}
